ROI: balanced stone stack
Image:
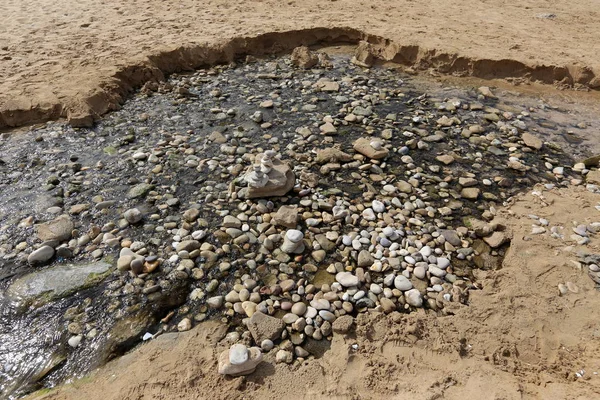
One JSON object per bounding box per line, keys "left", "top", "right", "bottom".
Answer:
{"left": 218, "top": 344, "right": 263, "bottom": 376}
{"left": 241, "top": 150, "right": 295, "bottom": 199}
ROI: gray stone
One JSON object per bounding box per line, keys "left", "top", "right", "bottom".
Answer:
{"left": 336, "top": 271, "right": 359, "bottom": 287}
{"left": 441, "top": 230, "right": 461, "bottom": 246}
{"left": 127, "top": 183, "right": 154, "bottom": 199}
{"left": 27, "top": 245, "right": 55, "bottom": 265}
{"left": 394, "top": 275, "right": 413, "bottom": 291}
{"left": 357, "top": 250, "right": 374, "bottom": 267}
{"left": 405, "top": 289, "right": 423, "bottom": 307}
{"left": 124, "top": 208, "right": 143, "bottom": 224}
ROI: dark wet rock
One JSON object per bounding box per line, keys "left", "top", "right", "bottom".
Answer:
{"left": 7, "top": 260, "right": 113, "bottom": 306}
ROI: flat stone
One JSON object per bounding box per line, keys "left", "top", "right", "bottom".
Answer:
{"left": 176, "top": 240, "right": 201, "bottom": 252}
{"left": 127, "top": 183, "right": 154, "bottom": 199}
{"left": 522, "top": 132, "right": 543, "bottom": 150}
{"left": 483, "top": 231, "right": 509, "bottom": 248}
{"left": 7, "top": 260, "right": 112, "bottom": 306}
{"left": 36, "top": 215, "right": 74, "bottom": 242}
{"left": 441, "top": 230, "right": 462, "bottom": 246}
{"left": 222, "top": 215, "right": 242, "bottom": 229}
{"left": 315, "top": 148, "right": 353, "bottom": 164}
{"left": 320, "top": 122, "right": 337, "bottom": 135}
{"left": 273, "top": 205, "right": 298, "bottom": 228}
{"left": 247, "top": 312, "right": 285, "bottom": 343}
{"left": 336, "top": 271, "right": 359, "bottom": 287}
{"left": 436, "top": 155, "right": 454, "bottom": 165}
{"left": 353, "top": 137, "right": 388, "bottom": 159}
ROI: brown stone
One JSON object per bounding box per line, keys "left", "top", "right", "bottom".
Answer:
{"left": 315, "top": 147, "right": 352, "bottom": 164}
{"left": 483, "top": 231, "right": 510, "bottom": 248}
{"left": 247, "top": 312, "right": 285, "bottom": 343}
{"left": 36, "top": 215, "right": 74, "bottom": 242}
{"left": 242, "top": 154, "right": 295, "bottom": 199}
{"left": 273, "top": 205, "right": 298, "bottom": 228}
{"left": 522, "top": 132, "right": 543, "bottom": 150}
{"left": 353, "top": 137, "right": 388, "bottom": 159}
{"left": 290, "top": 46, "right": 318, "bottom": 69}
{"left": 351, "top": 41, "right": 375, "bottom": 67}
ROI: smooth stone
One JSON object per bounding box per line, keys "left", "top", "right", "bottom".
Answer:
{"left": 291, "top": 302, "right": 307, "bottom": 316}
{"left": 27, "top": 245, "right": 55, "bottom": 265}
{"left": 229, "top": 344, "right": 249, "bottom": 365}
{"left": 336, "top": 271, "right": 359, "bottom": 287}
{"left": 394, "top": 275, "right": 413, "bottom": 291}
{"left": 405, "top": 289, "right": 423, "bottom": 307}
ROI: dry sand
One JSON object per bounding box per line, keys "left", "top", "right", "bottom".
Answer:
{"left": 5, "top": 1, "right": 600, "bottom": 399}
{"left": 26, "top": 186, "right": 600, "bottom": 400}
{"left": 1, "top": 0, "right": 600, "bottom": 128}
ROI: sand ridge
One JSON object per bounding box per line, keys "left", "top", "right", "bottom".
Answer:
{"left": 1, "top": 0, "right": 600, "bottom": 129}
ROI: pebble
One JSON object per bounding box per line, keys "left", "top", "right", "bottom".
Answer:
{"left": 27, "top": 245, "right": 55, "bottom": 264}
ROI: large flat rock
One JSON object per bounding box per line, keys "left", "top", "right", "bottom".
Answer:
{"left": 6, "top": 260, "right": 112, "bottom": 306}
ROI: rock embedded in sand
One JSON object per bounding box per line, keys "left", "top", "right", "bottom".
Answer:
{"left": 351, "top": 41, "right": 375, "bottom": 67}
{"left": 177, "top": 318, "right": 192, "bottom": 332}
{"left": 483, "top": 231, "right": 509, "bottom": 248}
{"left": 247, "top": 312, "right": 285, "bottom": 343}
{"left": 405, "top": 289, "right": 423, "bottom": 307}
{"left": 290, "top": 46, "right": 319, "bottom": 69}
{"left": 332, "top": 315, "right": 355, "bottom": 334}
{"left": 275, "top": 349, "right": 293, "bottom": 364}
